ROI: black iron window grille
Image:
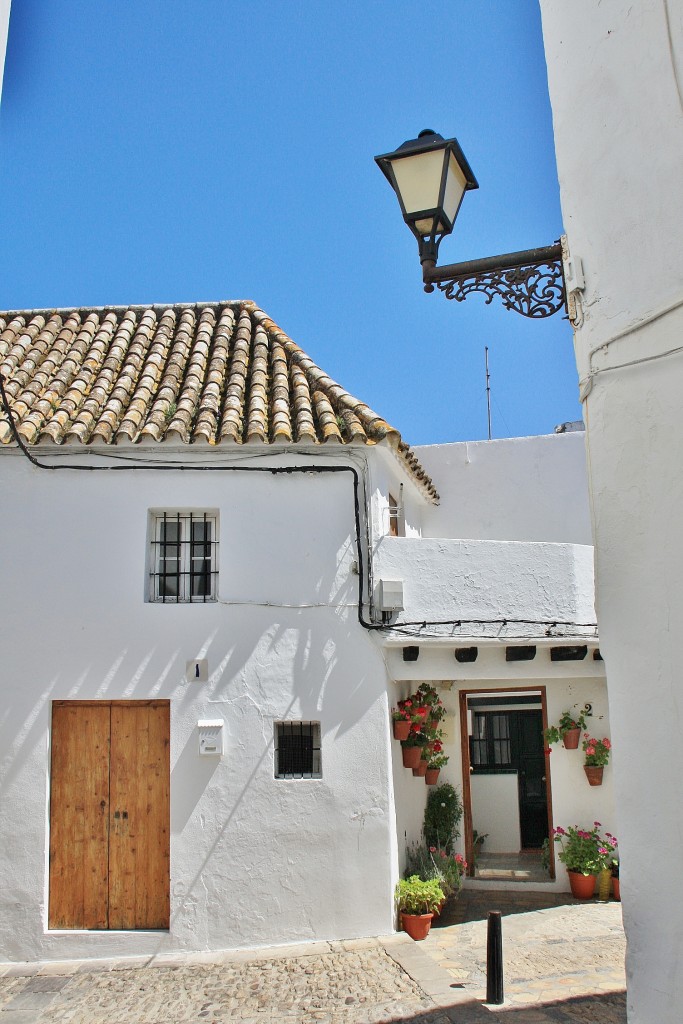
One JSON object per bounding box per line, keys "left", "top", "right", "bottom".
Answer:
{"left": 150, "top": 512, "right": 218, "bottom": 603}
{"left": 275, "top": 722, "right": 322, "bottom": 779}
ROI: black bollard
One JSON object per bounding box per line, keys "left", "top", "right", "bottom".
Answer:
{"left": 486, "top": 910, "right": 504, "bottom": 1005}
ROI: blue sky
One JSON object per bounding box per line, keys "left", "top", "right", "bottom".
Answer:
{"left": 0, "top": 0, "right": 581, "bottom": 445}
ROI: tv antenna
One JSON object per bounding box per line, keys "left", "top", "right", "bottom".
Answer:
{"left": 485, "top": 346, "right": 492, "bottom": 440}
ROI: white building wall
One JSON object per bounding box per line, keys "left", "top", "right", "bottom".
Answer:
{"left": 540, "top": 2, "right": 683, "bottom": 1019}
{"left": 415, "top": 434, "right": 592, "bottom": 544}
{"left": 0, "top": 449, "right": 397, "bottom": 962}
{"left": 375, "top": 536, "right": 596, "bottom": 626}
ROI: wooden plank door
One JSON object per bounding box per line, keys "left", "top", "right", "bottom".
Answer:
{"left": 49, "top": 701, "right": 170, "bottom": 930}
{"left": 108, "top": 703, "right": 170, "bottom": 929}
{"left": 48, "top": 703, "right": 111, "bottom": 929}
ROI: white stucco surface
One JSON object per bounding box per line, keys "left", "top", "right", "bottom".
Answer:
{"left": 0, "top": 1, "right": 10, "bottom": 102}
{"left": 375, "top": 536, "right": 596, "bottom": 625}
{"left": 0, "top": 449, "right": 398, "bottom": 962}
{"left": 470, "top": 774, "right": 520, "bottom": 853}
{"left": 540, "top": 2, "right": 683, "bottom": 1019}
{"left": 414, "top": 434, "right": 591, "bottom": 544}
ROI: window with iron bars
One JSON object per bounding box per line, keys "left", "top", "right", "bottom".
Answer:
{"left": 149, "top": 511, "right": 218, "bottom": 603}
{"left": 274, "top": 722, "right": 322, "bottom": 779}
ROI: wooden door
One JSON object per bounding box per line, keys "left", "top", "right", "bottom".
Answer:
{"left": 49, "top": 701, "right": 170, "bottom": 930}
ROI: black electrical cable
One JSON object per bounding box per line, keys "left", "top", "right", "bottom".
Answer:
{"left": 0, "top": 371, "right": 598, "bottom": 639}
{"left": 0, "top": 371, "right": 384, "bottom": 630}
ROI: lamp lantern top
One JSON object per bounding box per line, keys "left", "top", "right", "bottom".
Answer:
{"left": 375, "top": 129, "right": 478, "bottom": 264}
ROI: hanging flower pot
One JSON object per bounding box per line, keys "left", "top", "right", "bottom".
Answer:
{"left": 413, "top": 759, "right": 428, "bottom": 777}
{"left": 562, "top": 728, "right": 581, "bottom": 749}
{"left": 567, "top": 870, "right": 597, "bottom": 899}
{"left": 584, "top": 765, "right": 604, "bottom": 786}
{"left": 425, "top": 767, "right": 440, "bottom": 786}
{"left": 393, "top": 719, "right": 411, "bottom": 742}
{"left": 401, "top": 912, "right": 433, "bottom": 940}
{"left": 401, "top": 745, "right": 422, "bottom": 769}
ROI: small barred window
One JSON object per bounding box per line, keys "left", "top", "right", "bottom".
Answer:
{"left": 275, "top": 722, "right": 322, "bottom": 779}
{"left": 149, "top": 512, "right": 218, "bottom": 603}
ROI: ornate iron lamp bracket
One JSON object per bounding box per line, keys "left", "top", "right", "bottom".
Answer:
{"left": 422, "top": 242, "right": 566, "bottom": 319}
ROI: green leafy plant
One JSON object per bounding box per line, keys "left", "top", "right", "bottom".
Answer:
{"left": 582, "top": 734, "right": 611, "bottom": 766}
{"left": 404, "top": 843, "right": 467, "bottom": 898}
{"left": 427, "top": 752, "right": 449, "bottom": 770}
{"left": 553, "top": 822, "right": 618, "bottom": 875}
{"left": 395, "top": 875, "right": 444, "bottom": 916}
{"left": 415, "top": 683, "right": 446, "bottom": 722}
{"left": 423, "top": 783, "right": 463, "bottom": 852}
{"left": 543, "top": 707, "right": 590, "bottom": 745}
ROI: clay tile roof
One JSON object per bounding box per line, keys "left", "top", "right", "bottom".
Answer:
{"left": 0, "top": 300, "right": 438, "bottom": 500}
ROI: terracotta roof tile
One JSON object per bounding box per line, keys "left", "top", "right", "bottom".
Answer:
{"left": 0, "top": 300, "right": 438, "bottom": 500}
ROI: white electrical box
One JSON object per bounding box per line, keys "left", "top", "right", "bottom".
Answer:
{"left": 197, "top": 719, "right": 224, "bottom": 757}
{"left": 378, "top": 578, "right": 404, "bottom": 611}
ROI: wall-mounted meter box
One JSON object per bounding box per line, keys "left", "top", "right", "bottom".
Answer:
{"left": 197, "top": 719, "right": 224, "bottom": 757}
{"left": 378, "top": 578, "right": 404, "bottom": 612}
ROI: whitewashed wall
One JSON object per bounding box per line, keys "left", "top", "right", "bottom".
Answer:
{"left": 375, "top": 536, "right": 596, "bottom": 625}
{"left": 0, "top": 448, "right": 397, "bottom": 962}
{"left": 415, "top": 434, "right": 591, "bottom": 543}
{"left": 540, "top": 2, "right": 683, "bottom": 1019}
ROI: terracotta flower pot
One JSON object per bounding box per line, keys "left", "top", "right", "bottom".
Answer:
{"left": 401, "top": 912, "right": 433, "bottom": 941}
{"left": 562, "top": 727, "right": 581, "bottom": 749}
{"left": 425, "top": 768, "right": 440, "bottom": 785}
{"left": 584, "top": 765, "right": 604, "bottom": 786}
{"left": 612, "top": 877, "right": 620, "bottom": 901}
{"left": 393, "top": 719, "right": 411, "bottom": 742}
{"left": 401, "top": 745, "right": 422, "bottom": 769}
{"left": 567, "top": 870, "right": 597, "bottom": 899}
{"left": 413, "top": 759, "right": 428, "bottom": 777}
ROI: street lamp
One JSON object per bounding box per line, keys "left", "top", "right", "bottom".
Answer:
{"left": 375, "top": 129, "right": 567, "bottom": 319}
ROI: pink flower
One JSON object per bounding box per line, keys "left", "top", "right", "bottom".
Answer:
{"left": 429, "top": 846, "right": 436, "bottom": 853}
{"left": 586, "top": 747, "right": 595, "bottom": 756}
{"left": 599, "top": 847, "right": 609, "bottom": 854}
{"left": 603, "top": 738, "right": 611, "bottom": 748}
{"left": 594, "top": 821, "right": 602, "bottom": 827}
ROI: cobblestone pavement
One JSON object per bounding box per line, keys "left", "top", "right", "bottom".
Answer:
{"left": 0, "top": 892, "right": 626, "bottom": 1024}
{"left": 423, "top": 889, "right": 627, "bottom": 1022}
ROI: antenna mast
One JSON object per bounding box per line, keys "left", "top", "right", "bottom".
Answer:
{"left": 485, "top": 346, "right": 492, "bottom": 440}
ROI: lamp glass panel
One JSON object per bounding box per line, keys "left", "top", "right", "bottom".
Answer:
{"left": 390, "top": 148, "right": 446, "bottom": 217}
{"left": 443, "top": 152, "right": 468, "bottom": 226}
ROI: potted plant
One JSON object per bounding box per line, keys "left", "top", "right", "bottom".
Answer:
{"left": 401, "top": 722, "right": 428, "bottom": 768}
{"left": 392, "top": 702, "right": 413, "bottom": 742}
{"left": 395, "top": 875, "right": 444, "bottom": 940}
{"left": 582, "top": 734, "right": 611, "bottom": 785}
{"left": 553, "top": 822, "right": 618, "bottom": 898}
{"left": 415, "top": 683, "right": 446, "bottom": 725}
{"left": 423, "top": 783, "right": 463, "bottom": 853}
{"left": 544, "top": 707, "right": 589, "bottom": 749}
{"left": 413, "top": 752, "right": 429, "bottom": 777}
{"left": 425, "top": 749, "right": 448, "bottom": 785}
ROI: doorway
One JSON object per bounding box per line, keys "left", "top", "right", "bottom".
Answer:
{"left": 459, "top": 688, "right": 554, "bottom": 881}
{"left": 48, "top": 700, "right": 170, "bottom": 929}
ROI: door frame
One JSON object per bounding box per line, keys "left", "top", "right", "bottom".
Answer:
{"left": 458, "top": 685, "right": 555, "bottom": 879}
{"left": 48, "top": 699, "right": 170, "bottom": 930}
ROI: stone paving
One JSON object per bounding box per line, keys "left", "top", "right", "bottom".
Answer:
{"left": 0, "top": 891, "right": 626, "bottom": 1024}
